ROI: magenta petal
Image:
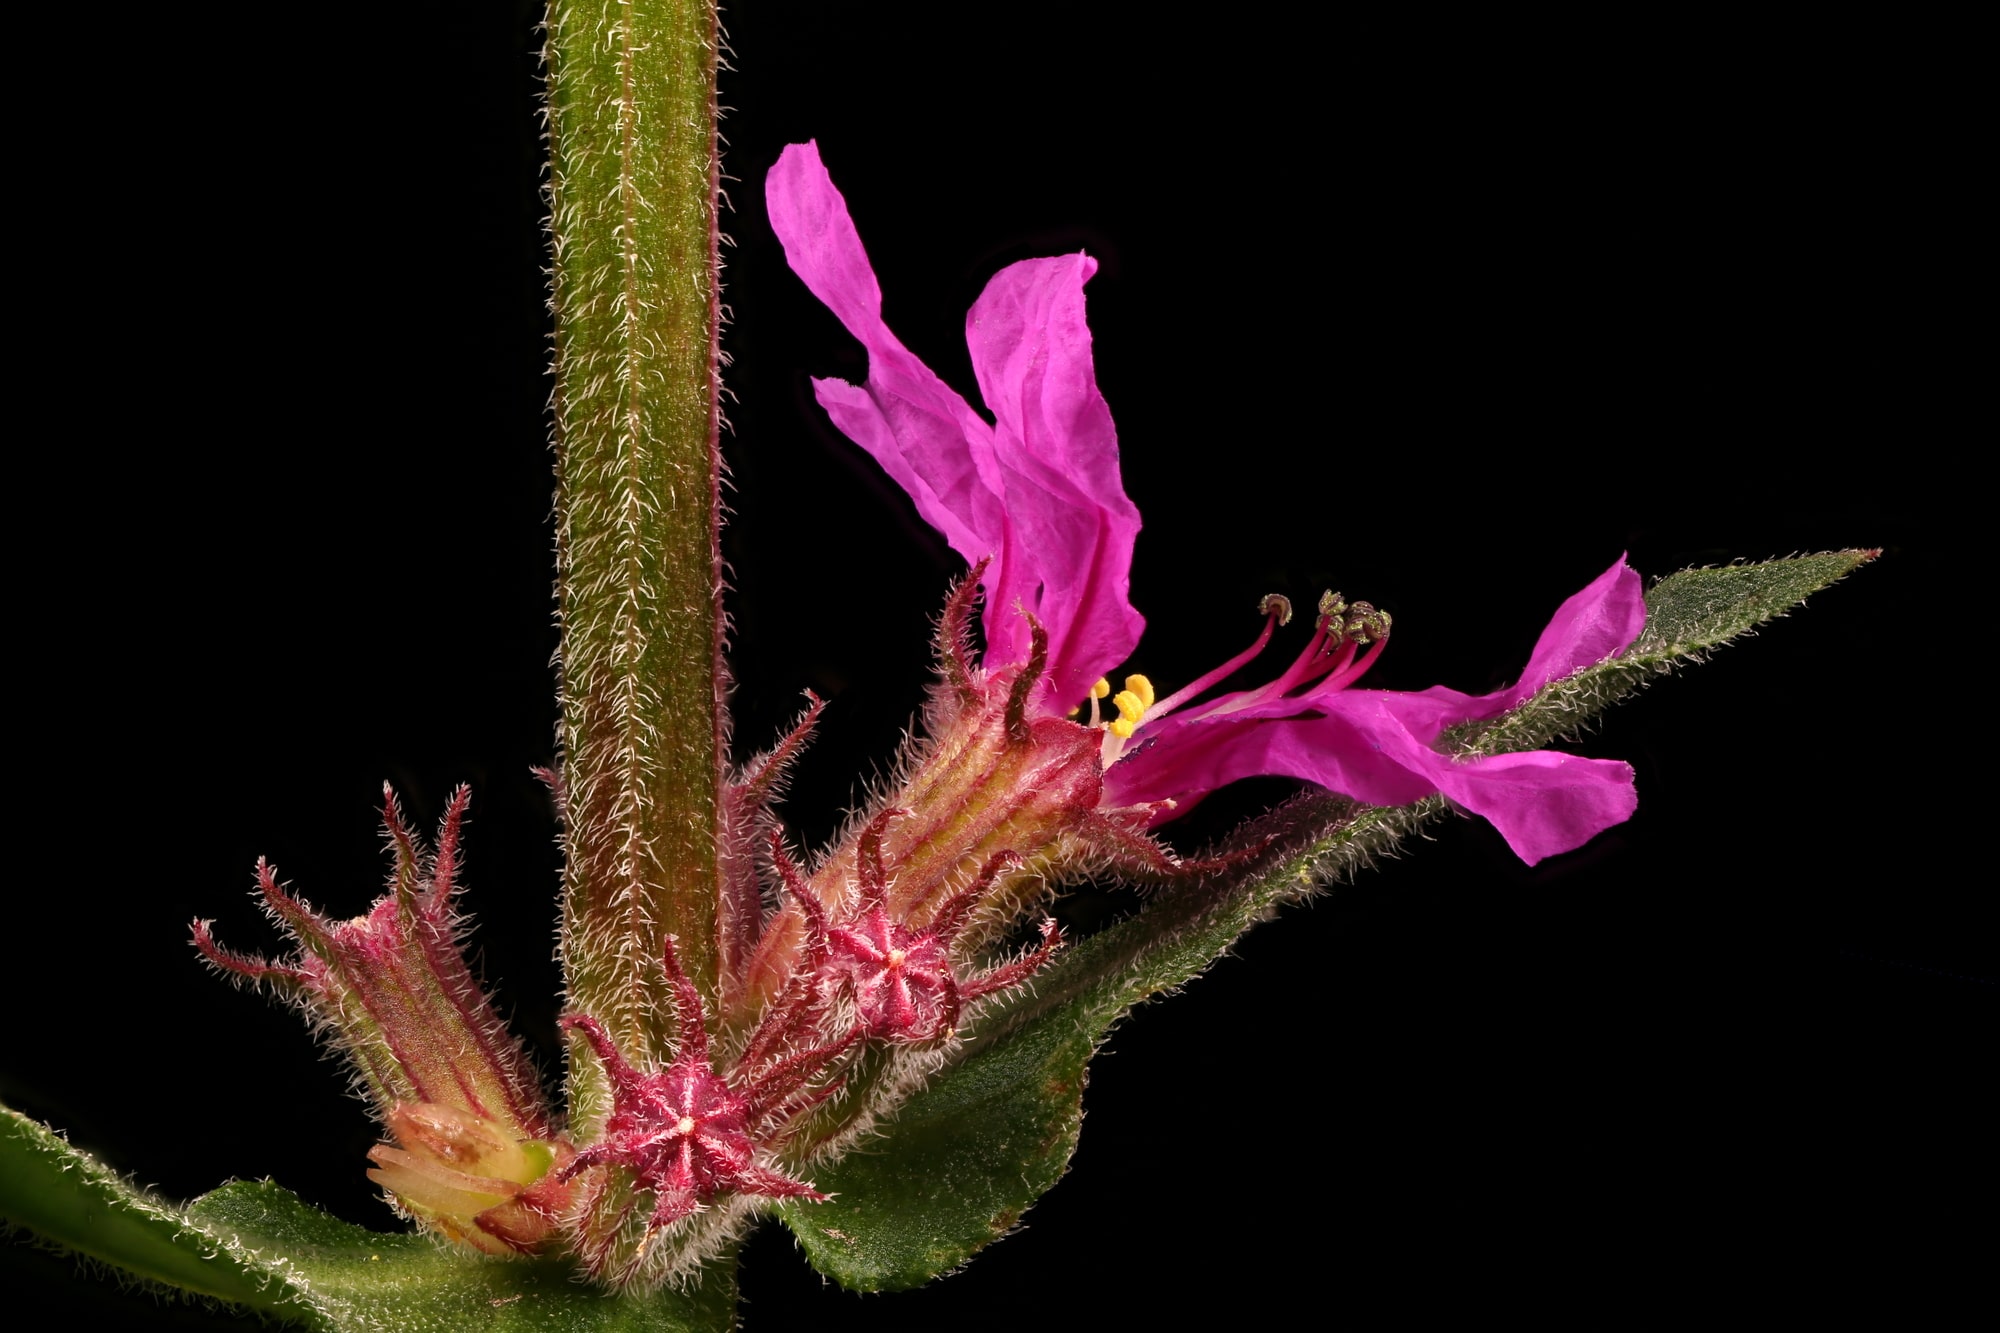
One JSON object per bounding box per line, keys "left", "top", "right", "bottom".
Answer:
{"left": 1108, "top": 686, "right": 1638, "bottom": 865}
{"left": 808, "top": 374, "right": 994, "bottom": 560}
{"left": 1421, "top": 749, "right": 1638, "bottom": 865}
{"left": 1104, "top": 705, "right": 1440, "bottom": 815}
{"left": 1350, "top": 691, "right": 1637, "bottom": 863}
{"left": 768, "top": 142, "right": 1007, "bottom": 566}
{"left": 762, "top": 143, "right": 886, "bottom": 357}
{"left": 964, "top": 258, "right": 1144, "bottom": 702}
{"left": 767, "top": 143, "right": 1143, "bottom": 703}
{"left": 1475, "top": 556, "right": 1645, "bottom": 719}
{"left": 966, "top": 256, "right": 1122, "bottom": 483}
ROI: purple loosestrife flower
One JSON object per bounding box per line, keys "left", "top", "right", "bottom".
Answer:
{"left": 766, "top": 141, "right": 1643, "bottom": 867}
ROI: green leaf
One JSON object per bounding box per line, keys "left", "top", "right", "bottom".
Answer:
{"left": 775, "top": 1014, "right": 1086, "bottom": 1292}
{"left": 784, "top": 550, "right": 1876, "bottom": 1290}
{"left": 1, "top": 1105, "right": 284, "bottom": 1311}
{"left": 4, "top": 1105, "right": 735, "bottom": 1332}
{"left": 183, "top": 1181, "right": 736, "bottom": 1333}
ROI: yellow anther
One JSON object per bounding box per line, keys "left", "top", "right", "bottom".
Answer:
{"left": 1110, "top": 716, "right": 1137, "bottom": 739}
{"left": 1067, "top": 705, "right": 1081, "bottom": 718}
{"left": 1112, "top": 690, "right": 1146, "bottom": 724}
{"left": 1124, "top": 674, "right": 1155, "bottom": 709}
{"left": 1259, "top": 593, "right": 1294, "bottom": 626}
{"left": 1089, "top": 678, "right": 1112, "bottom": 700}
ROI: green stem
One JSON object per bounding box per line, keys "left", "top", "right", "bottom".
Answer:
{"left": 544, "top": 0, "right": 725, "bottom": 1131}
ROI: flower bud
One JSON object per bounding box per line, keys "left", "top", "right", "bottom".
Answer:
{"left": 366, "top": 1102, "right": 573, "bottom": 1255}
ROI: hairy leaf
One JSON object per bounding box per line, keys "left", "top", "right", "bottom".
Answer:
{"left": 183, "top": 1181, "right": 736, "bottom": 1332}
{"left": 1, "top": 1106, "right": 283, "bottom": 1311}
{"left": 3, "top": 1105, "right": 734, "bottom": 1332}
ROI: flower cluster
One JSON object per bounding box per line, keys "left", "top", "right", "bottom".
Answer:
{"left": 197, "top": 140, "right": 1647, "bottom": 1286}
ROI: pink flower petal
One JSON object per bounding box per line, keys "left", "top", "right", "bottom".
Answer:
{"left": 1108, "top": 559, "right": 1647, "bottom": 863}
{"left": 1105, "top": 704, "right": 1439, "bottom": 815}
{"left": 768, "top": 142, "right": 1004, "bottom": 562}
{"left": 965, "top": 257, "right": 1122, "bottom": 482}
{"left": 1109, "top": 695, "right": 1636, "bottom": 866}
{"left": 964, "top": 258, "right": 1144, "bottom": 699}
{"left": 767, "top": 143, "right": 1143, "bottom": 703}
{"left": 1422, "top": 749, "right": 1638, "bottom": 865}
{"left": 1476, "top": 555, "right": 1645, "bottom": 719}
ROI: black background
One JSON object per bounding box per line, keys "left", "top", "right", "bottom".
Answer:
{"left": 6, "top": 4, "right": 1981, "bottom": 1326}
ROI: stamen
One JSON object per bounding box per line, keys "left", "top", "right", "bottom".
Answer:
{"left": 1124, "top": 675, "right": 1156, "bottom": 710}
{"left": 1325, "top": 635, "right": 1389, "bottom": 690}
{"left": 1342, "top": 600, "right": 1392, "bottom": 645}
{"left": 1184, "top": 587, "right": 1394, "bottom": 721}
{"left": 1091, "top": 585, "right": 1392, "bottom": 766}
{"left": 1102, "top": 678, "right": 1154, "bottom": 742}
{"left": 1143, "top": 596, "right": 1288, "bottom": 722}
{"left": 1186, "top": 627, "right": 1325, "bottom": 718}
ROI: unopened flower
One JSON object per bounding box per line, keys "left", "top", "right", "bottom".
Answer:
{"left": 781, "top": 812, "right": 1059, "bottom": 1042}
{"left": 365, "top": 1102, "right": 573, "bottom": 1254}
{"left": 556, "top": 935, "right": 854, "bottom": 1276}
{"left": 765, "top": 141, "right": 1642, "bottom": 869}
{"left": 193, "top": 786, "right": 571, "bottom": 1252}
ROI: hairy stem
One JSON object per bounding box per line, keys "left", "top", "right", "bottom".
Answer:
{"left": 544, "top": 0, "right": 725, "bottom": 1132}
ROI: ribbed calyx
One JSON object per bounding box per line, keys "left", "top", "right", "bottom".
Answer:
{"left": 193, "top": 787, "right": 572, "bottom": 1253}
